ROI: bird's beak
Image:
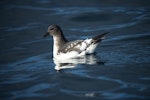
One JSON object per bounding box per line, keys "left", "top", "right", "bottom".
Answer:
{"left": 43, "top": 32, "right": 49, "bottom": 38}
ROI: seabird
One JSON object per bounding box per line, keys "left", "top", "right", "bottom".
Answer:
{"left": 44, "top": 25, "right": 109, "bottom": 59}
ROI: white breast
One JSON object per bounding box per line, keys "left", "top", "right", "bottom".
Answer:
{"left": 53, "top": 37, "right": 59, "bottom": 57}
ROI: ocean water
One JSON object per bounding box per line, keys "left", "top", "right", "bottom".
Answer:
{"left": 0, "top": 0, "right": 150, "bottom": 100}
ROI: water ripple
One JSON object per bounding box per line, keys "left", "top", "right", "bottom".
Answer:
{"left": 69, "top": 21, "right": 139, "bottom": 32}
{"left": 11, "top": 83, "right": 57, "bottom": 100}
{"left": 50, "top": 7, "right": 100, "bottom": 16}
{"left": 1, "top": 3, "right": 150, "bottom": 100}
{"left": 8, "top": 53, "right": 53, "bottom": 71}
{"left": 0, "top": 74, "right": 37, "bottom": 84}
{"left": 102, "top": 92, "right": 147, "bottom": 99}
{"left": 96, "top": 76, "right": 148, "bottom": 92}
{"left": 8, "top": 5, "right": 51, "bottom": 11}
{"left": 58, "top": 72, "right": 149, "bottom": 99}
{"left": 8, "top": 5, "right": 148, "bottom": 17}
{"left": 4, "top": 22, "right": 40, "bottom": 32}
{"left": 105, "top": 32, "right": 150, "bottom": 42}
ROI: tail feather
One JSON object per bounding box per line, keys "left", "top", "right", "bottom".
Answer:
{"left": 92, "top": 32, "right": 109, "bottom": 43}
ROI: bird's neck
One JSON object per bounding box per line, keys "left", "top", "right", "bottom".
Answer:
{"left": 53, "top": 33, "right": 68, "bottom": 57}
{"left": 53, "top": 32, "right": 68, "bottom": 46}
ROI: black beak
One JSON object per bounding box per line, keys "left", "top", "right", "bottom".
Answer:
{"left": 43, "top": 32, "right": 49, "bottom": 38}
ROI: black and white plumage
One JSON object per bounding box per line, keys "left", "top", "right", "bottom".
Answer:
{"left": 44, "top": 25, "right": 109, "bottom": 59}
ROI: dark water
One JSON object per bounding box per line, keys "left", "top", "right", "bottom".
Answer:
{"left": 0, "top": 0, "right": 150, "bottom": 100}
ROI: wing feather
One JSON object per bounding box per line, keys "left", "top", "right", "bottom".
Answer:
{"left": 59, "top": 40, "right": 84, "bottom": 53}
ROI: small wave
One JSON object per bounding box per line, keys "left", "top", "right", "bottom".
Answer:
{"left": 5, "top": 22, "right": 40, "bottom": 32}
{"left": 102, "top": 92, "right": 147, "bottom": 99}
{"left": 69, "top": 21, "right": 139, "bottom": 32}
{"left": 8, "top": 5, "right": 51, "bottom": 11}
{"left": 139, "top": 77, "right": 150, "bottom": 80}
{"left": 0, "top": 74, "right": 37, "bottom": 84}
{"left": 50, "top": 7, "right": 100, "bottom": 16}
{"left": 8, "top": 53, "right": 53, "bottom": 71}
{"left": 20, "top": 38, "right": 52, "bottom": 45}
{"left": 36, "top": 0, "right": 50, "bottom": 4}
{"left": 11, "top": 83, "right": 57, "bottom": 100}
{"left": 105, "top": 32, "right": 150, "bottom": 42}
{"left": 5, "top": 26, "right": 36, "bottom": 32}
{"left": 58, "top": 71, "right": 149, "bottom": 99}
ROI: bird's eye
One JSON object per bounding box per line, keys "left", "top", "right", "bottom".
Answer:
{"left": 50, "top": 28, "right": 54, "bottom": 30}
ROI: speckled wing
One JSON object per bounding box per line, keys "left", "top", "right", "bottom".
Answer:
{"left": 58, "top": 40, "right": 84, "bottom": 53}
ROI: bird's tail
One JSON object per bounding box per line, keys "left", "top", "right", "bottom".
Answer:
{"left": 92, "top": 32, "right": 109, "bottom": 43}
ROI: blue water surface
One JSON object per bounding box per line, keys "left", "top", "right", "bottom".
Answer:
{"left": 0, "top": 0, "right": 150, "bottom": 100}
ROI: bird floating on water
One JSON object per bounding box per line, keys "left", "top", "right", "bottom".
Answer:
{"left": 44, "top": 25, "right": 109, "bottom": 59}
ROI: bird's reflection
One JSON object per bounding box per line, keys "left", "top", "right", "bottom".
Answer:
{"left": 53, "top": 54, "right": 104, "bottom": 71}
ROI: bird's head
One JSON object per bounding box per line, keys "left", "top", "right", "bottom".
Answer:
{"left": 44, "top": 25, "right": 62, "bottom": 37}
